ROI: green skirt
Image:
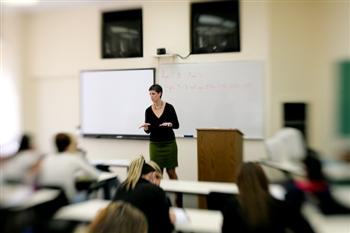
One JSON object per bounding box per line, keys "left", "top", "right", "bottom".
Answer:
{"left": 150, "top": 140, "right": 178, "bottom": 169}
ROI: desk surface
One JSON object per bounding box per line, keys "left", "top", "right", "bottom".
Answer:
{"left": 259, "top": 159, "right": 306, "bottom": 177}
{"left": 54, "top": 199, "right": 108, "bottom": 221}
{"left": 173, "top": 207, "right": 222, "bottom": 233}
{"left": 0, "top": 184, "right": 60, "bottom": 210}
{"left": 90, "top": 159, "right": 130, "bottom": 168}
{"left": 160, "top": 179, "right": 286, "bottom": 200}
{"left": 97, "top": 172, "right": 118, "bottom": 182}
{"left": 160, "top": 179, "right": 238, "bottom": 195}
{"left": 54, "top": 199, "right": 222, "bottom": 233}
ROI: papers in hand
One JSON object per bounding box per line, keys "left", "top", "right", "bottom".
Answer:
{"left": 172, "top": 207, "right": 190, "bottom": 224}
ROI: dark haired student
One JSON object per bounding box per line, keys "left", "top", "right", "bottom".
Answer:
{"left": 222, "top": 162, "right": 315, "bottom": 233}
{"left": 139, "top": 84, "right": 180, "bottom": 180}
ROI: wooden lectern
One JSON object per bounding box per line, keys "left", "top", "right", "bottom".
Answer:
{"left": 197, "top": 128, "right": 243, "bottom": 182}
{"left": 197, "top": 129, "right": 243, "bottom": 208}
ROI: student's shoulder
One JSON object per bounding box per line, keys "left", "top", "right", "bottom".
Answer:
{"left": 138, "top": 182, "right": 165, "bottom": 195}
{"left": 269, "top": 196, "right": 288, "bottom": 213}
{"left": 221, "top": 195, "right": 240, "bottom": 214}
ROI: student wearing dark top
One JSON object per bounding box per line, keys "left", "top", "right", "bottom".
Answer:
{"left": 139, "top": 84, "right": 179, "bottom": 180}
{"left": 285, "top": 148, "right": 350, "bottom": 215}
{"left": 113, "top": 156, "right": 174, "bottom": 233}
{"left": 222, "top": 162, "right": 314, "bottom": 233}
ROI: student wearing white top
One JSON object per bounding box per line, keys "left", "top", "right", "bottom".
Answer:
{"left": 37, "top": 133, "right": 100, "bottom": 201}
{"left": 2, "top": 134, "right": 43, "bottom": 184}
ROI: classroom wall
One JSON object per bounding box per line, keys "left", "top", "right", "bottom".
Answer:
{"left": 3, "top": 1, "right": 349, "bottom": 180}
{"left": 1, "top": 10, "right": 24, "bottom": 154}
{"left": 269, "top": 1, "right": 350, "bottom": 157}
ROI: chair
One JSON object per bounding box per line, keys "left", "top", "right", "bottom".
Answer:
{"left": 262, "top": 128, "right": 307, "bottom": 179}
{"left": 265, "top": 135, "right": 289, "bottom": 162}
{"left": 265, "top": 127, "right": 306, "bottom": 163}
{"left": 276, "top": 128, "right": 306, "bottom": 162}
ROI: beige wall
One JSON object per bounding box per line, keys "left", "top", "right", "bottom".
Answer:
{"left": 2, "top": 0, "right": 349, "bottom": 180}
{"left": 269, "top": 1, "right": 350, "bottom": 157}
{"left": 0, "top": 9, "right": 24, "bottom": 154}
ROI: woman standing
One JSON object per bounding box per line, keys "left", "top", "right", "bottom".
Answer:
{"left": 139, "top": 84, "right": 179, "bottom": 180}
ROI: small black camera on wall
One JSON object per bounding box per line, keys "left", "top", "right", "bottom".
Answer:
{"left": 156, "top": 48, "right": 166, "bottom": 55}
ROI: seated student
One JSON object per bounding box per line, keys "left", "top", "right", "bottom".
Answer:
{"left": 113, "top": 156, "right": 174, "bottom": 233}
{"left": 222, "top": 162, "right": 314, "bottom": 233}
{"left": 286, "top": 148, "right": 350, "bottom": 215}
{"left": 2, "top": 133, "right": 43, "bottom": 184}
{"left": 88, "top": 201, "right": 148, "bottom": 233}
{"left": 37, "top": 132, "right": 100, "bottom": 202}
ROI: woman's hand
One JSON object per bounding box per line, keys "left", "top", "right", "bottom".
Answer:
{"left": 139, "top": 123, "right": 151, "bottom": 130}
{"left": 160, "top": 122, "right": 172, "bottom": 127}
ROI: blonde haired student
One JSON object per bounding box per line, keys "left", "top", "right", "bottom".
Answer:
{"left": 88, "top": 201, "right": 147, "bottom": 233}
{"left": 113, "top": 156, "right": 174, "bottom": 233}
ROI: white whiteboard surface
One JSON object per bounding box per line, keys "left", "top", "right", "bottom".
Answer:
{"left": 159, "top": 61, "right": 264, "bottom": 139}
{"left": 80, "top": 69, "right": 154, "bottom": 138}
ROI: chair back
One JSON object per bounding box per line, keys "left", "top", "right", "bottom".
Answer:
{"left": 265, "top": 128, "right": 306, "bottom": 162}
{"left": 276, "top": 128, "right": 306, "bottom": 161}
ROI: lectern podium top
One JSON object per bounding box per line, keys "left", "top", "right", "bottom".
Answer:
{"left": 196, "top": 128, "right": 244, "bottom": 135}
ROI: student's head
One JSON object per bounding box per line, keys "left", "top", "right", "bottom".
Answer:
{"left": 88, "top": 201, "right": 147, "bottom": 233}
{"left": 236, "top": 162, "right": 270, "bottom": 228}
{"left": 54, "top": 132, "right": 76, "bottom": 153}
{"left": 303, "top": 148, "right": 324, "bottom": 181}
{"left": 237, "top": 162, "right": 269, "bottom": 194}
{"left": 145, "top": 160, "right": 162, "bottom": 186}
{"left": 122, "top": 155, "right": 161, "bottom": 190}
{"left": 18, "top": 134, "right": 32, "bottom": 152}
{"left": 149, "top": 84, "right": 163, "bottom": 99}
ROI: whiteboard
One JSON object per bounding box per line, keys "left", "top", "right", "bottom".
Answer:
{"left": 158, "top": 61, "right": 264, "bottom": 139}
{"left": 80, "top": 69, "right": 154, "bottom": 138}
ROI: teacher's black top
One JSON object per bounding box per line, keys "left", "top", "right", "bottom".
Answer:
{"left": 145, "top": 103, "right": 179, "bottom": 142}
{"left": 113, "top": 178, "right": 174, "bottom": 233}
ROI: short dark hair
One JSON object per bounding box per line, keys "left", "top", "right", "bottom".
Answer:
{"left": 303, "top": 148, "right": 324, "bottom": 180}
{"left": 55, "top": 133, "right": 71, "bottom": 153}
{"left": 18, "top": 134, "right": 32, "bottom": 152}
{"left": 149, "top": 84, "right": 163, "bottom": 98}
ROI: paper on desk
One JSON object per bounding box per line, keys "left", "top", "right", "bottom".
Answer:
{"left": 173, "top": 208, "right": 190, "bottom": 224}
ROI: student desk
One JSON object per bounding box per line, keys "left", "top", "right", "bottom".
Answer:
{"left": 173, "top": 207, "right": 222, "bottom": 233}
{"left": 260, "top": 159, "right": 350, "bottom": 185}
{"left": 258, "top": 159, "right": 306, "bottom": 177}
{"left": 54, "top": 199, "right": 223, "bottom": 233}
{"left": 0, "top": 184, "right": 60, "bottom": 210}
{"left": 160, "top": 179, "right": 286, "bottom": 201}
{"left": 0, "top": 184, "right": 63, "bottom": 233}
{"left": 90, "top": 159, "right": 130, "bottom": 168}
{"left": 85, "top": 172, "right": 119, "bottom": 200}
{"left": 97, "top": 172, "right": 118, "bottom": 182}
